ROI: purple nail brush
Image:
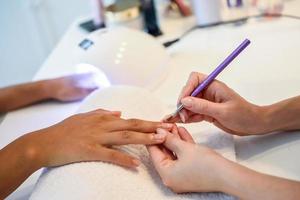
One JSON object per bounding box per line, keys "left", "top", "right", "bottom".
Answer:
{"left": 172, "top": 38, "right": 251, "bottom": 117}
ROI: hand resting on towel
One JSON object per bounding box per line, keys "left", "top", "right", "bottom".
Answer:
{"left": 0, "top": 109, "right": 173, "bottom": 199}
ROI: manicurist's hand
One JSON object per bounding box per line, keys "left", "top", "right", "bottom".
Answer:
{"left": 148, "top": 128, "right": 300, "bottom": 200}
{"left": 147, "top": 127, "right": 227, "bottom": 193}
{"left": 0, "top": 109, "right": 173, "bottom": 198}
{"left": 165, "top": 72, "right": 269, "bottom": 135}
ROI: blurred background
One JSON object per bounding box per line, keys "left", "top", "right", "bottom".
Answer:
{"left": 0, "top": 0, "right": 93, "bottom": 87}
{"left": 0, "top": 0, "right": 290, "bottom": 87}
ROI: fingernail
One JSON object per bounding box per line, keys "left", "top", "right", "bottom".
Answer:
{"left": 179, "top": 112, "right": 186, "bottom": 123}
{"left": 132, "top": 159, "right": 141, "bottom": 167}
{"left": 160, "top": 123, "right": 173, "bottom": 129}
{"left": 181, "top": 98, "right": 193, "bottom": 108}
{"left": 154, "top": 131, "right": 167, "bottom": 140}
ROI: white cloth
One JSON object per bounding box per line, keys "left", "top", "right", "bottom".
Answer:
{"left": 30, "top": 86, "right": 236, "bottom": 200}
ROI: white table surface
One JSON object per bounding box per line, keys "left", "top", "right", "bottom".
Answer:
{"left": 1, "top": 1, "right": 300, "bottom": 199}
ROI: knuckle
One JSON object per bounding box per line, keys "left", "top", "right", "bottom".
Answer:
{"left": 127, "top": 118, "right": 141, "bottom": 128}
{"left": 182, "top": 85, "right": 189, "bottom": 92}
{"left": 190, "top": 71, "right": 198, "bottom": 78}
{"left": 121, "top": 131, "right": 131, "bottom": 140}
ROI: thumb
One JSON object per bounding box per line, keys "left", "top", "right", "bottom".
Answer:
{"left": 181, "top": 97, "right": 221, "bottom": 117}
{"left": 158, "top": 129, "right": 186, "bottom": 156}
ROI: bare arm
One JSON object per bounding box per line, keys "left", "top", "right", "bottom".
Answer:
{"left": 0, "top": 73, "right": 99, "bottom": 113}
{"left": 221, "top": 159, "right": 300, "bottom": 200}
{"left": 0, "top": 80, "right": 50, "bottom": 112}
{"left": 264, "top": 96, "right": 300, "bottom": 133}
{"left": 148, "top": 128, "right": 300, "bottom": 200}
{"left": 167, "top": 72, "right": 300, "bottom": 136}
{"left": 0, "top": 109, "right": 173, "bottom": 199}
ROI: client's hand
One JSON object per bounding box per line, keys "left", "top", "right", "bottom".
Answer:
{"left": 147, "top": 127, "right": 227, "bottom": 193}
{"left": 0, "top": 109, "right": 174, "bottom": 198}
{"left": 33, "top": 109, "right": 173, "bottom": 168}
{"left": 47, "top": 73, "right": 99, "bottom": 102}
{"left": 165, "top": 72, "right": 269, "bottom": 135}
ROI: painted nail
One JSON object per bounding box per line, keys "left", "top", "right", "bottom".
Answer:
{"left": 132, "top": 159, "right": 141, "bottom": 167}
{"left": 181, "top": 98, "right": 193, "bottom": 108}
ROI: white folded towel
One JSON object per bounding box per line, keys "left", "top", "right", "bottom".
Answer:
{"left": 30, "top": 86, "right": 236, "bottom": 200}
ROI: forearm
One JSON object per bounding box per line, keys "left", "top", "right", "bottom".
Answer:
{"left": 219, "top": 160, "right": 300, "bottom": 200}
{"left": 262, "top": 96, "right": 300, "bottom": 133}
{"left": 0, "top": 131, "right": 45, "bottom": 199}
{"left": 0, "top": 80, "right": 52, "bottom": 113}
{"left": 216, "top": 160, "right": 300, "bottom": 200}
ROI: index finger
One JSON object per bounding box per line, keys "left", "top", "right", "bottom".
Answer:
{"left": 177, "top": 72, "right": 207, "bottom": 105}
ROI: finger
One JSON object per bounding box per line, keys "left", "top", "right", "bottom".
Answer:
{"left": 161, "top": 145, "right": 176, "bottom": 160}
{"left": 159, "top": 130, "right": 186, "bottom": 155}
{"left": 178, "top": 127, "right": 195, "bottom": 144}
{"left": 177, "top": 72, "right": 207, "bottom": 104}
{"left": 157, "top": 128, "right": 178, "bottom": 159}
{"left": 162, "top": 114, "right": 181, "bottom": 123}
{"left": 171, "top": 125, "right": 180, "bottom": 139}
{"left": 100, "top": 147, "right": 140, "bottom": 168}
{"left": 179, "top": 109, "right": 188, "bottom": 123}
{"left": 109, "top": 111, "right": 122, "bottom": 117}
{"left": 82, "top": 87, "right": 98, "bottom": 96}
{"left": 185, "top": 114, "right": 204, "bottom": 123}
{"left": 203, "top": 115, "right": 214, "bottom": 123}
{"left": 101, "top": 130, "right": 167, "bottom": 145}
{"left": 147, "top": 145, "right": 173, "bottom": 168}
{"left": 90, "top": 108, "right": 122, "bottom": 117}
{"left": 112, "top": 118, "right": 173, "bottom": 132}
{"left": 181, "top": 97, "right": 221, "bottom": 118}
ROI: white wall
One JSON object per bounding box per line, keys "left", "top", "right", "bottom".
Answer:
{"left": 0, "top": 0, "right": 90, "bottom": 87}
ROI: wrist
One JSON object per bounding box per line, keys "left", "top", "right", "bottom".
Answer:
{"left": 252, "top": 105, "right": 274, "bottom": 134}
{"left": 22, "top": 128, "right": 54, "bottom": 168}
{"left": 194, "top": 151, "right": 233, "bottom": 192}
{"left": 212, "top": 158, "right": 239, "bottom": 193}
{"left": 34, "top": 80, "right": 53, "bottom": 100}
{"left": 217, "top": 159, "right": 252, "bottom": 198}
{"left": 260, "top": 103, "right": 291, "bottom": 133}
{"left": 16, "top": 131, "right": 47, "bottom": 171}
{"left": 250, "top": 104, "right": 282, "bottom": 134}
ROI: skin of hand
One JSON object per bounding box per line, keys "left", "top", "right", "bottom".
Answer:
{"left": 148, "top": 128, "right": 300, "bottom": 200}
{"left": 147, "top": 126, "right": 300, "bottom": 200}
{"left": 0, "top": 109, "right": 173, "bottom": 198}
{"left": 164, "top": 72, "right": 270, "bottom": 135}
{"left": 0, "top": 73, "right": 98, "bottom": 113}
{"left": 46, "top": 73, "right": 99, "bottom": 102}
{"left": 34, "top": 109, "right": 173, "bottom": 167}
{"left": 148, "top": 127, "right": 226, "bottom": 193}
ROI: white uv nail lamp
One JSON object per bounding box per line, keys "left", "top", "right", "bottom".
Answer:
{"left": 73, "top": 27, "right": 170, "bottom": 89}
